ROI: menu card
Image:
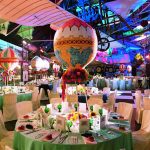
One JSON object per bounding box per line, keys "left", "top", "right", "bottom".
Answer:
{"left": 56, "top": 115, "right": 66, "bottom": 131}
{"left": 100, "top": 115, "right": 106, "bottom": 129}
{"left": 79, "top": 103, "right": 87, "bottom": 113}
{"left": 79, "top": 118, "right": 89, "bottom": 133}
{"left": 62, "top": 102, "right": 69, "bottom": 113}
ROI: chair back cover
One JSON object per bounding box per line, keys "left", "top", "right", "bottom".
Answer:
{"left": 87, "top": 98, "right": 103, "bottom": 107}
{"left": 103, "top": 87, "right": 110, "bottom": 95}
{"left": 16, "top": 101, "right": 33, "bottom": 118}
{"left": 143, "top": 97, "right": 150, "bottom": 110}
{"left": 3, "top": 93, "right": 17, "bottom": 122}
{"left": 141, "top": 110, "right": 150, "bottom": 132}
{"left": 135, "top": 93, "right": 142, "bottom": 108}
{"left": 117, "top": 102, "right": 133, "bottom": 122}
{"left": 144, "top": 89, "right": 150, "bottom": 97}
{"left": 119, "top": 80, "right": 125, "bottom": 90}
{"left": 32, "top": 91, "right": 40, "bottom": 110}
{"left": 66, "top": 94, "right": 78, "bottom": 103}
{"left": 50, "top": 98, "right": 62, "bottom": 104}
{"left": 48, "top": 91, "right": 60, "bottom": 103}
{"left": 0, "top": 110, "right": 7, "bottom": 140}
{"left": 90, "top": 94, "right": 102, "bottom": 99}
{"left": 112, "top": 78, "right": 119, "bottom": 90}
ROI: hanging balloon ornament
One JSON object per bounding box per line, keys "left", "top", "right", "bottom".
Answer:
{"left": 0, "top": 48, "right": 18, "bottom": 85}
{"left": 127, "top": 65, "right": 132, "bottom": 73}
{"left": 54, "top": 18, "right": 98, "bottom": 101}
{"left": 119, "top": 64, "right": 126, "bottom": 73}
{"left": 31, "top": 56, "right": 43, "bottom": 71}
{"left": 41, "top": 59, "right": 50, "bottom": 71}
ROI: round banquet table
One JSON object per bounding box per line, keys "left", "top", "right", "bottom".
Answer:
{"left": 13, "top": 112, "right": 133, "bottom": 150}
{"left": 0, "top": 92, "right": 32, "bottom": 110}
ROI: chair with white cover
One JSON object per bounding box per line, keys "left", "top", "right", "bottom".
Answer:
{"left": 103, "top": 92, "right": 116, "bottom": 111}
{"left": 66, "top": 94, "right": 78, "bottom": 103}
{"left": 112, "top": 78, "right": 119, "bottom": 90}
{"left": 126, "top": 79, "right": 132, "bottom": 90}
{"left": 87, "top": 97, "right": 103, "bottom": 107}
{"left": 119, "top": 80, "right": 126, "bottom": 90}
{"left": 103, "top": 87, "right": 110, "bottom": 95}
{"left": 117, "top": 102, "right": 133, "bottom": 122}
{"left": 16, "top": 101, "right": 33, "bottom": 119}
{"left": 135, "top": 93, "right": 143, "bottom": 124}
{"left": 105, "top": 78, "right": 110, "bottom": 87}
{"left": 132, "top": 78, "right": 138, "bottom": 90}
{"left": 132, "top": 110, "right": 150, "bottom": 150}
{"left": 5, "top": 146, "right": 14, "bottom": 150}
{"left": 47, "top": 91, "right": 60, "bottom": 104}
{"left": 0, "top": 111, "right": 14, "bottom": 150}
{"left": 144, "top": 89, "right": 150, "bottom": 97}
{"left": 32, "top": 90, "right": 40, "bottom": 111}
{"left": 135, "top": 90, "right": 142, "bottom": 94}
{"left": 50, "top": 98, "right": 62, "bottom": 104}
{"left": 143, "top": 97, "right": 150, "bottom": 110}
{"left": 28, "top": 84, "right": 36, "bottom": 91}
{"left": 90, "top": 94, "right": 102, "bottom": 99}
{"left": 3, "top": 93, "right": 17, "bottom": 122}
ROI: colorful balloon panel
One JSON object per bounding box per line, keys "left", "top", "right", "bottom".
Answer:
{"left": 0, "top": 48, "right": 18, "bottom": 71}
{"left": 54, "top": 18, "right": 98, "bottom": 69}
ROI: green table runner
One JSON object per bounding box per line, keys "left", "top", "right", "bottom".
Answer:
{"left": 0, "top": 93, "right": 32, "bottom": 110}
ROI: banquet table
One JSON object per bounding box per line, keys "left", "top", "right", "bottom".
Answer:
{"left": 0, "top": 92, "right": 32, "bottom": 110}
{"left": 13, "top": 112, "right": 133, "bottom": 150}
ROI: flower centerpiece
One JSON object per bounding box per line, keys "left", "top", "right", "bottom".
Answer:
{"left": 62, "top": 67, "right": 88, "bottom": 84}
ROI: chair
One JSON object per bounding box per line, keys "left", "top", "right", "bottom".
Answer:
{"left": 103, "top": 87, "right": 110, "bottom": 95}
{"left": 28, "top": 84, "right": 36, "bottom": 91}
{"left": 90, "top": 94, "right": 102, "bottom": 99}
{"left": 66, "top": 94, "right": 78, "bottom": 103}
{"left": 126, "top": 79, "right": 132, "bottom": 90}
{"left": 112, "top": 78, "right": 119, "bottom": 90}
{"left": 135, "top": 93, "right": 143, "bottom": 124}
{"left": 3, "top": 93, "right": 17, "bottom": 122}
{"left": 143, "top": 97, "right": 150, "bottom": 110}
{"left": 117, "top": 102, "right": 133, "bottom": 122}
{"left": 32, "top": 91, "right": 40, "bottom": 111}
{"left": 87, "top": 97, "right": 103, "bottom": 107}
{"left": 16, "top": 101, "right": 33, "bottom": 118}
{"left": 144, "top": 89, "right": 150, "bottom": 97}
{"left": 50, "top": 98, "right": 62, "bottom": 104}
{"left": 132, "top": 110, "right": 150, "bottom": 150}
{"left": 105, "top": 78, "right": 110, "bottom": 88}
{"left": 5, "top": 146, "right": 14, "bottom": 150}
{"left": 103, "top": 92, "right": 116, "bottom": 111}
{"left": 0, "top": 111, "right": 14, "bottom": 150}
{"left": 132, "top": 78, "right": 138, "bottom": 90}
{"left": 47, "top": 91, "right": 60, "bottom": 104}
{"left": 119, "top": 80, "right": 126, "bottom": 90}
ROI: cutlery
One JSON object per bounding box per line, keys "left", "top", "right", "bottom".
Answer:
{"left": 49, "top": 132, "right": 62, "bottom": 143}
{"left": 35, "top": 133, "right": 45, "bottom": 139}
{"left": 25, "top": 129, "right": 41, "bottom": 134}
{"left": 58, "top": 134, "right": 68, "bottom": 144}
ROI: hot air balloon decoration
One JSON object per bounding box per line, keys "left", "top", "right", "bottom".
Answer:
{"left": 0, "top": 48, "right": 18, "bottom": 85}
{"left": 54, "top": 18, "right": 98, "bottom": 100}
